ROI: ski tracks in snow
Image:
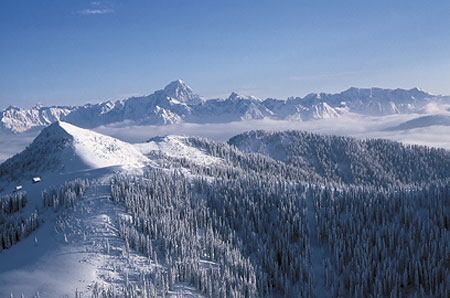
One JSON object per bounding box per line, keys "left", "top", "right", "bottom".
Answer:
{"left": 58, "top": 182, "right": 152, "bottom": 295}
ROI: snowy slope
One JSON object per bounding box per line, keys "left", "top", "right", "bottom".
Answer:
{"left": 0, "top": 121, "right": 234, "bottom": 297}
{"left": 0, "top": 123, "right": 217, "bottom": 297}
{"left": 135, "top": 135, "right": 223, "bottom": 167}
{"left": 0, "top": 176, "right": 204, "bottom": 298}
{"left": 0, "top": 120, "right": 231, "bottom": 186}
{"left": 58, "top": 121, "right": 149, "bottom": 170}
{"left": 0, "top": 121, "right": 150, "bottom": 188}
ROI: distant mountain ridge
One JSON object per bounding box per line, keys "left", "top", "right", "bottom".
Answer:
{"left": 2, "top": 80, "right": 449, "bottom": 133}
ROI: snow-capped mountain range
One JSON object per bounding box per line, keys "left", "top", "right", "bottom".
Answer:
{"left": 2, "top": 80, "right": 449, "bottom": 133}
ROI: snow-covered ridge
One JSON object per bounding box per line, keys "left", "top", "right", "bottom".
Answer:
{"left": 58, "top": 121, "right": 149, "bottom": 170}
{"left": 136, "top": 135, "right": 223, "bottom": 167}
{"left": 0, "top": 121, "right": 150, "bottom": 184}
{"left": 2, "top": 81, "right": 449, "bottom": 134}
{"left": 0, "top": 121, "right": 229, "bottom": 184}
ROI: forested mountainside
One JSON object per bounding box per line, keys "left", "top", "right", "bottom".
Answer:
{"left": 105, "top": 133, "right": 450, "bottom": 297}
{"left": 229, "top": 130, "right": 450, "bottom": 186}
{"left": 2, "top": 124, "right": 450, "bottom": 297}
{"left": 104, "top": 170, "right": 450, "bottom": 298}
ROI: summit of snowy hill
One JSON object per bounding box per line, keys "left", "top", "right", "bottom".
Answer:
{"left": 58, "top": 121, "right": 149, "bottom": 170}
{"left": 0, "top": 121, "right": 149, "bottom": 183}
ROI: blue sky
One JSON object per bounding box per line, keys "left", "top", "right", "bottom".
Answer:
{"left": 1, "top": 0, "right": 450, "bottom": 108}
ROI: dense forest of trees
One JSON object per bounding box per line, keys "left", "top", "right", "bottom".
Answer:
{"left": 0, "top": 191, "right": 38, "bottom": 252}
{"left": 110, "top": 169, "right": 314, "bottom": 297}
{"left": 102, "top": 171, "right": 450, "bottom": 297}
{"left": 41, "top": 179, "right": 89, "bottom": 211}
{"left": 98, "top": 132, "right": 450, "bottom": 297}
{"left": 314, "top": 182, "right": 450, "bottom": 297}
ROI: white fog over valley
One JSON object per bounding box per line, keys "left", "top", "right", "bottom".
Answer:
{"left": 3, "top": 114, "right": 450, "bottom": 164}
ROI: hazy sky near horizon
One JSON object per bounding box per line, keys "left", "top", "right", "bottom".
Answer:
{"left": 1, "top": 0, "right": 450, "bottom": 109}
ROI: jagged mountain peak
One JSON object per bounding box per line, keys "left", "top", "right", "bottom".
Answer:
{"left": 164, "top": 79, "right": 188, "bottom": 90}
{"left": 3, "top": 105, "right": 20, "bottom": 111}
{"left": 341, "top": 86, "right": 431, "bottom": 99}
{"left": 227, "top": 92, "right": 261, "bottom": 101}
{"left": 161, "top": 79, "right": 201, "bottom": 104}
{"left": 303, "top": 93, "right": 322, "bottom": 100}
